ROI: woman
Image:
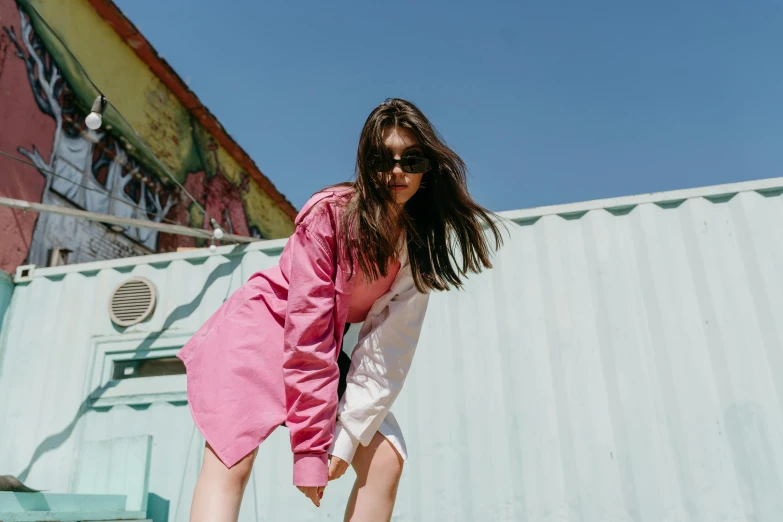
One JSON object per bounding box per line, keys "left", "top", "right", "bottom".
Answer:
{"left": 177, "top": 98, "right": 504, "bottom": 521}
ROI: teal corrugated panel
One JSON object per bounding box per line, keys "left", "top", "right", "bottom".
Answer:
{"left": 1, "top": 178, "right": 783, "bottom": 521}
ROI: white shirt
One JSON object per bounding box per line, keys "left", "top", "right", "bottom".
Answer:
{"left": 328, "top": 248, "right": 430, "bottom": 464}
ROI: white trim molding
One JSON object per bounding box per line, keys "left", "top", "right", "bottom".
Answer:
{"left": 87, "top": 331, "right": 192, "bottom": 408}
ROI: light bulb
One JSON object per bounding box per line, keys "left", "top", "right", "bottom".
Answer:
{"left": 209, "top": 244, "right": 217, "bottom": 253}
{"left": 213, "top": 227, "right": 224, "bottom": 240}
{"left": 85, "top": 112, "right": 102, "bottom": 130}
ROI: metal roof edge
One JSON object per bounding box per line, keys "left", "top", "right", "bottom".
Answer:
{"left": 17, "top": 237, "right": 289, "bottom": 281}
{"left": 496, "top": 176, "right": 783, "bottom": 223}
{"left": 16, "top": 176, "right": 783, "bottom": 281}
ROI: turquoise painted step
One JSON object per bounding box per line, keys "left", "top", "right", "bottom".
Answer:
{"left": 0, "top": 435, "right": 153, "bottom": 521}
{"left": 0, "top": 491, "right": 148, "bottom": 521}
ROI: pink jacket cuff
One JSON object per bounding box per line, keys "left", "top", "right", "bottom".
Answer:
{"left": 293, "top": 453, "right": 328, "bottom": 487}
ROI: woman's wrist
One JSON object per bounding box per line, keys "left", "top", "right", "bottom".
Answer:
{"left": 329, "top": 422, "right": 360, "bottom": 465}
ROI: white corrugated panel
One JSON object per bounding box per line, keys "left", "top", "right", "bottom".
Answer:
{"left": 1, "top": 177, "right": 782, "bottom": 521}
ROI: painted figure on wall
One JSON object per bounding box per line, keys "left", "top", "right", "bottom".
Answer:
{"left": 0, "top": 1, "right": 263, "bottom": 269}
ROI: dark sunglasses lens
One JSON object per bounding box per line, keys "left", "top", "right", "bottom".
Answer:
{"left": 401, "top": 157, "right": 429, "bottom": 173}
{"left": 371, "top": 155, "right": 429, "bottom": 173}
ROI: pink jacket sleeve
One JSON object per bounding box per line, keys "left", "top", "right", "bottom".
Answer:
{"left": 282, "top": 211, "right": 340, "bottom": 487}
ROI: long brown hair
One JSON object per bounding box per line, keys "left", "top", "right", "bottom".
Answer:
{"left": 335, "top": 98, "right": 504, "bottom": 293}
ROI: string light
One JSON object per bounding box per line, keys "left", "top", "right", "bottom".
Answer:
{"left": 210, "top": 218, "right": 224, "bottom": 240}
{"left": 85, "top": 95, "right": 106, "bottom": 130}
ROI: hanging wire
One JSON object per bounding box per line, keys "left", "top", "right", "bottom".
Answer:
{"left": 0, "top": 149, "right": 184, "bottom": 228}
{"left": 17, "top": 0, "right": 212, "bottom": 223}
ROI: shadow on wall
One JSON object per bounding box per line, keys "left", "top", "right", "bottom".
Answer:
{"left": 16, "top": 379, "right": 119, "bottom": 482}
{"left": 148, "top": 492, "right": 170, "bottom": 522}
{"left": 16, "top": 255, "right": 243, "bottom": 482}
{"left": 111, "top": 254, "right": 244, "bottom": 360}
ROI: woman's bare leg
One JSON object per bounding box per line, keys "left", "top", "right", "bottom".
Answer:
{"left": 189, "top": 442, "right": 257, "bottom": 522}
{"left": 343, "top": 432, "right": 404, "bottom": 522}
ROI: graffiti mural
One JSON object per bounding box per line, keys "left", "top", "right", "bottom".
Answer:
{"left": 4, "top": 9, "right": 177, "bottom": 265}
{"left": 0, "top": 0, "right": 294, "bottom": 273}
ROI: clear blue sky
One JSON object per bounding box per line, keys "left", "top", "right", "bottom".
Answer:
{"left": 116, "top": 0, "right": 782, "bottom": 212}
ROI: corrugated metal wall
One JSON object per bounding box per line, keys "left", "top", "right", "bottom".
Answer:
{"left": 1, "top": 177, "right": 782, "bottom": 521}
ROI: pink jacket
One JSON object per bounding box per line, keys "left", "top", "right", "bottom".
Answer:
{"left": 177, "top": 188, "right": 429, "bottom": 487}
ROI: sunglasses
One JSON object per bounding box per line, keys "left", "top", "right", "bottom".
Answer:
{"left": 371, "top": 155, "right": 431, "bottom": 174}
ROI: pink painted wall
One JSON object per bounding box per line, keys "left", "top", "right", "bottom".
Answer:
{"left": 0, "top": 0, "right": 55, "bottom": 272}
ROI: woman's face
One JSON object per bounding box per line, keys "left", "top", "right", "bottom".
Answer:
{"left": 379, "top": 126, "right": 427, "bottom": 205}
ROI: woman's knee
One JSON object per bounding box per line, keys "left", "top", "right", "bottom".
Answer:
{"left": 375, "top": 441, "right": 404, "bottom": 482}
{"left": 200, "top": 442, "right": 257, "bottom": 489}
{"left": 353, "top": 432, "right": 404, "bottom": 486}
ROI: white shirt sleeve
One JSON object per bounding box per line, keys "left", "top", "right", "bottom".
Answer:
{"left": 328, "top": 278, "right": 429, "bottom": 464}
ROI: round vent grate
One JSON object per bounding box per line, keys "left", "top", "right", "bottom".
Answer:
{"left": 109, "top": 277, "right": 157, "bottom": 327}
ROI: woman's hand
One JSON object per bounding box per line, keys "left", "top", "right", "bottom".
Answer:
{"left": 328, "top": 455, "right": 349, "bottom": 481}
{"left": 296, "top": 485, "right": 325, "bottom": 507}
